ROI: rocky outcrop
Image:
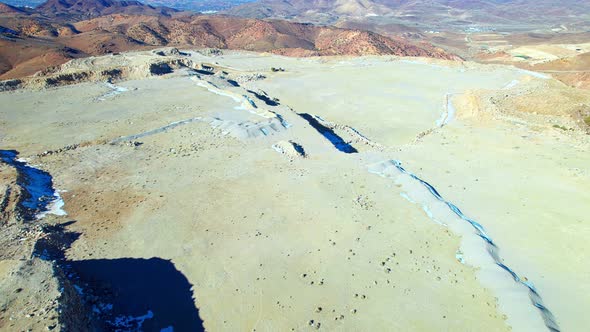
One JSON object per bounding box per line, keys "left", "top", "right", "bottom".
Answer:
{"left": 0, "top": 164, "right": 25, "bottom": 224}
{"left": 0, "top": 52, "right": 203, "bottom": 90}
{"left": 0, "top": 79, "right": 22, "bottom": 92}
{"left": 272, "top": 140, "right": 307, "bottom": 160}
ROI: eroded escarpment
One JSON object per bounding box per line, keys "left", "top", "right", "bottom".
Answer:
{"left": 0, "top": 49, "right": 221, "bottom": 91}
{"left": 0, "top": 151, "right": 205, "bottom": 331}
{"left": 0, "top": 151, "right": 77, "bottom": 331}
{"left": 0, "top": 163, "right": 25, "bottom": 224}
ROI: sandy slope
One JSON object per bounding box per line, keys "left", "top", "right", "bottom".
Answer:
{"left": 1, "top": 50, "right": 588, "bottom": 331}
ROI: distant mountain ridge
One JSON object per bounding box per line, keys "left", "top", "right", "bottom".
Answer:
{"left": 0, "top": 2, "right": 26, "bottom": 14}
{"left": 35, "top": 0, "right": 178, "bottom": 17}
{"left": 225, "top": 0, "right": 590, "bottom": 29}
{"left": 0, "top": 0, "right": 253, "bottom": 12}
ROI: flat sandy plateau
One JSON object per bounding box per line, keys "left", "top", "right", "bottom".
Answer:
{"left": 1, "top": 50, "right": 589, "bottom": 331}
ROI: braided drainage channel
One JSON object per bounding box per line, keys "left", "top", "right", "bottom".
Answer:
{"left": 368, "top": 160, "right": 560, "bottom": 332}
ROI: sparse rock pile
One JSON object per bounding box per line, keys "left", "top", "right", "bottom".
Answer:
{"left": 235, "top": 73, "right": 266, "bottom": 84}
{"left": 197, "top": 48, "right": 223, "bottom": 57}
{"left": 272, "top": 140, "right": 307, "bottom": 160}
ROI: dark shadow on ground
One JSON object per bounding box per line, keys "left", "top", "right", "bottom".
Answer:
{"left": 298, "top": 113, "right": 358, "bottom": 153}
{"left": 247, "top": 89, "right": 280, "bottom": 106}
{"left": 67, "top": 257, "right": 205, "bottom": 331}
{"left": 32, "top": 221, "right": 80, "bottom": 261}
{"left": 29, "top": 221, "right": 204, "bottom": 331}
{"left": 227, "top": 79, "right": 240, "bottom": 87}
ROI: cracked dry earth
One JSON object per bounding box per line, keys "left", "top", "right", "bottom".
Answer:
{"left": 1, "top": 49, "right": 589, "bottom": 332}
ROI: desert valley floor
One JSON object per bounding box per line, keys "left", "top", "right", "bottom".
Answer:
{"left": 1, "top": 49, "right": 589, "bottom": 331}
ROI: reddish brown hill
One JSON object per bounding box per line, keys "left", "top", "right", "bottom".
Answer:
{"left": 0, "top": 0, "right": 458, "bottom": 79}
{"left": 0, "top": 37, "right": 83, "bottom": 79}
{"left": 67, "top": 14, "right": 456, "bottom": 58}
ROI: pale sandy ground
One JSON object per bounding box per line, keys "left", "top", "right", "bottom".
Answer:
{"left": 1, "top": 50, "right": 588, "bottom": 331}
{"left": 504, "top": 43, "right": 590, "bottom": 64}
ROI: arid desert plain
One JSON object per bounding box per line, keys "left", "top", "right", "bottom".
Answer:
{"left": 1, "top": 49, "right": 589, "bottom": 331}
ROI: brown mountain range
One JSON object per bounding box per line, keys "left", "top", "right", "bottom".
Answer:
{"left": 0, "top": 0, "right": 457, "bottom": 80}
{"left": 36, "top": 0, "right": 178, "bottom": 18}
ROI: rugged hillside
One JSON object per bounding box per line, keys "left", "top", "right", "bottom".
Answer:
{"left": 67, "top": 14, "right": 454, "bottom": 57}
{"left": 0, "top": 0, "right": 457, "bottom": 79}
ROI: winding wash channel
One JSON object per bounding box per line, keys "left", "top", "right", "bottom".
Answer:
{"left": 369, "top": 160, "right": 560, "bottom": 332}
